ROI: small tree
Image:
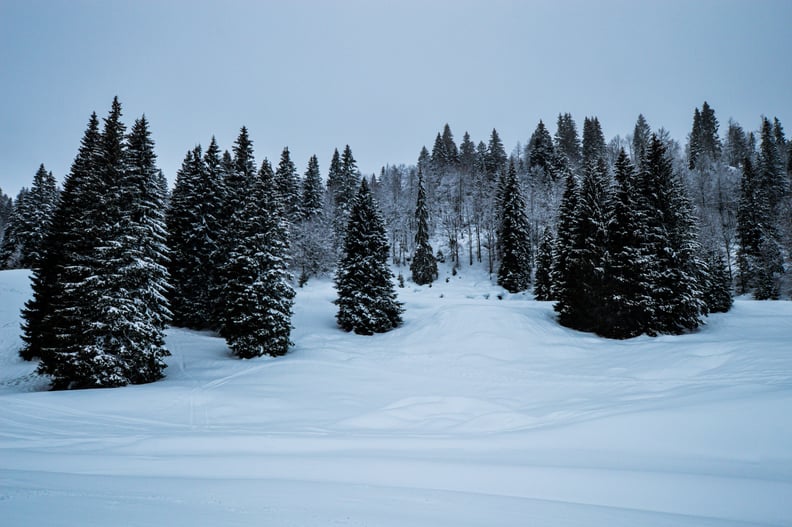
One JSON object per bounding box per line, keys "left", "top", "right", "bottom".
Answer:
{"left": 533, "top": 227, "right": 554, "bottom": 301}
{"left": 410, "top": 167, "right": 437, "bottom": 285}
{"left": 335, "top": 179, "right": 403, "bottom": 335}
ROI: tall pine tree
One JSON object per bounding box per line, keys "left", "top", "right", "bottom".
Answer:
{"left": 335, "top": 179, "right": 403, "bottom": 334}
{"left": 496, "top": 160, "right": 532, "bottom": 293}
{"left": 410, "top": 167, "right": 437, "bottom": 285}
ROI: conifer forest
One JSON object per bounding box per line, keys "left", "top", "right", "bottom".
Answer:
{"left": 0, "top": 98, "right": 790, "bottom": 389}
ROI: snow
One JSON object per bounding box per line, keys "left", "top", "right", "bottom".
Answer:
{"left": 1, "top": 266, "right": 791, "bottom": 526}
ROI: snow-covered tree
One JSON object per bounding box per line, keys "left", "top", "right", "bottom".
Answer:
{"left": 410, "top": 167, "right": 437, "bottom": 285}
{"left": 533, "top": 227, "right": 554, "bottom": 300}
{"left": 220, "top": 159, "right": 295, "bottom": 358}
{"left": 335, "top": 179, "right": 403, "bottom": 335}
{"left": 496, "top": 160, "right": 532, "bottom": 293}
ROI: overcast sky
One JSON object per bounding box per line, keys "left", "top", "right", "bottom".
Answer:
{"left": 1, "top": 0, "right": 790, "bottom": 196}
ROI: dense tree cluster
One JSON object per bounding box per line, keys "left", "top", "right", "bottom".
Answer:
{"left": 5, "top": 97, "right": 791, "bottom": 390}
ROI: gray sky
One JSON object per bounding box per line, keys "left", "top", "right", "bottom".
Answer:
{"left": 1, "top": 0, "right": 790, "bottom": 196}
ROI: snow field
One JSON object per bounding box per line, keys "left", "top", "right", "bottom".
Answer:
{"left": 1, "top": 266, "right": 791, "bottom": 526}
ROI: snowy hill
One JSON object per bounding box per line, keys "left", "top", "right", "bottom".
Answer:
{"left": 1, "top": 267, "right": 791, "bottom": 526}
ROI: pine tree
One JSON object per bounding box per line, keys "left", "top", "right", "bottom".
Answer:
{"left": 533, "top": 227, "right": 554, "bottom": 300}
{"left": 551, "top": 170, "right": 579, "bottom": 300}
{"left": 582, "top": 117, "right": 606, "bottom": 166}
{"left": 220, "top": 159, "right": 295, "bottom": 358}
{"left": 632, "top": 114, "right": 652, "bottom": 169}
{"left": 410, "top": 167, "right": 437, "bottom": 285}
{"left": 0, "top": 188, "right": 29, "bottom": 268}
{"left": 20, "top": 113, "right": 102, "bottom": 363}
{"left": 527, "top": 120, "right": 556, "bottom": 177}
{"left": 441, "top": 124, "right": 459, "bottom": 166}
{"left": 335, "top": 179, "right": 403, "bottom": 335}
{"left": 701, "top": 249, "right": 733, "bottom": 313}
{"left": 736, "top": 157, "right": 761, "bottom": 294}
{"left": 485, "top": 128, "right": 507, "bottom": 182}
{"left": 275, "top": 146, "right": 300, "bottom": 219}
{"left": 688, "top": 107, "right": 703, "bottom": 169}
{"left": 496, "top": 160, "right": 532, "bottom": 293}
{"left": 638, "top": 135, "right": 705, "bottom": 334}
{"left": 36, "top": 100, "right": 171, "bottom": 388}
{"left": 109, "top": 114, "right": 171, "bottom": 384}
{"left": 554, "top": 158, "right": 611, "bottom": 332}
{"left": 554, "top": 113, "right": 582, "bottom": 170}
{"left": 723, "top": 119, "right": 749, "bottom": 168}
{"left": 601, "top": 150, "right": 654, "bottom": 338}
{"left": 459, "top": 132, "right": 477, "bottom": 175}
{"left": 301, "top": 154, "right": 324, "bottom": 218}
{"left": 167, "top": 141, "right": 224, "bottom": 329}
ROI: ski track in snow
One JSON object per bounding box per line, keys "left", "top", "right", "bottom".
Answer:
{"left": 1, "top": 267, "right": 791, "bottom": 526}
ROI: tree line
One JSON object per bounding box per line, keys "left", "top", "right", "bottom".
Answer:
{"left": 1, "top": 97, "right": 789, "bottom": 389}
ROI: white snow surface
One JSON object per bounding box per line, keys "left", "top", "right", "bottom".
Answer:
{"left": 1, "top": 267, "right": 791, "bottom": 526}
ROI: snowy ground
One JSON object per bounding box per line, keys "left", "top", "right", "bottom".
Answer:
{"left": 1, "top": 267, "right": 791, "bottom": 526}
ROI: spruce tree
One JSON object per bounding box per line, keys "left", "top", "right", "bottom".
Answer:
{"left": 20, "top": 113, "right": 101, "bottom": 363}
{"left": 555, "top": 159, "right": 611, "bottom": 332}
{"left": 275, "top": 146, "right": 300, "bottom": 219}
{"left": 638, "top": 135, "right": 705, "bottom": 334}
{"left": 496, "top": 160, "right": 532, "bottom": 293}
{"left": 736, "top": 157, "right": 761, "bottom": 294}
{"left": 582, "top": 116, "right": 606, "bottom": 166}
{"left": 167, "top": 141, "right": 224, "bottom": 329}
{"left": 485, "top": 128, "right": 507, "bottom": 182}
{"left": 632, "top": 114, "right": 652, "bottom": 169}
{"left": 220, "top": 159, "right": 295, "bottom": 358}
{"left": 527, "top": 120, "right": 556, "bottom": 177}
{"left": 601, "top": 150, "right": 654, "bottom": 338}
{"left": 533, "top": 227, "right": 554, "bottom": 301}
{"left": 110, "top": 114, "right": 171, "bottom": 384}
{"left": 551, "top": 170, "right": 579, "bottom": 300}
{"left": 301, "top": 154, "right": 324, "bottom": 218}
{"left": 410, "top": 167, "right": 437, "bottom": 285}
{"left": 701, "top": 249, "right": 733, "bottom": 313}
{"left": 335, "top": 179, "right": 403, "bottom": 335}
{"left": 0, "top": 188, "right": 29, "bottom": 268}
{"left": 554, "top": 113, "right": 582, "bottom": 170}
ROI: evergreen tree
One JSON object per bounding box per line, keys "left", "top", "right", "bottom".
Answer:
{"left": 335, "top": 179, "right": 403, "bottom": 334}
{"left": 167, "top": 142, "right": 223, "bottom": 329}
{"left": 410, "top": 167, "right": 437, "bottom": 285}
{"left": 688, "top": 107, "right": 702, "bottom": 169}
{"left": 485, "top": 128, "right": 507, "bottom": 182}
{"left": 554, "top": 158, "right": 611, "bottom": 332}
{"left": 20, "top": 113, "right": 102, "bottom": 363}
{"left": 14, "top": 165, "right": 59, "bottom": 268}
{"left": 533, "top": 227, "right": 554, "bottom": 301}
{"left": 441, "top": 124, "right": 459, "bottom": 166}
{"left": 109, "top": 115, "right": 171, "bottom": 384}
{"left": 701, "top": 249, "right": 733, "bottom": 313}
{"left": 632, "top": 114, "right": 652, "bottom": 169}
{"left": 301, "top": 154, "right": 324, "bottom": 218}
{"left": 36, "top": 100, "right": 171, "bottom": 388}
{"left": 638, "top": 135, "right": 705, "bottom": 334}
{"left": 601, "top": 150, "right": 654, "bottom": 338}
{"left": 736, "top": 157, "right": 761, "bottom": 294}
{"left": 275, "top": 146, "right": 300, "bottom": 219}
{"left": 459, "top": 132, "right": 477, "bottom": 175}
{"left": 723, "top": 119, "right": 749, "bottom": 168}
{"left": 551, "top": 171, "right": 579, "bottom": 300}
{"left": 582, "top": 117, "right": 606, "bottom": 166}
{"left": 496, "top": 160, "right": 532, "bottom": 293}
{"left": 527, "top": 120, "right": 556, "bottom": 177}
{"left": 220, "top": 159, "right": 295, "bottom": 358}
{"left": 554, "top": 113, "right": 582, "bottom": 170}
{"left": 0, "top": 188, "right": 30, "bottom": 268}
